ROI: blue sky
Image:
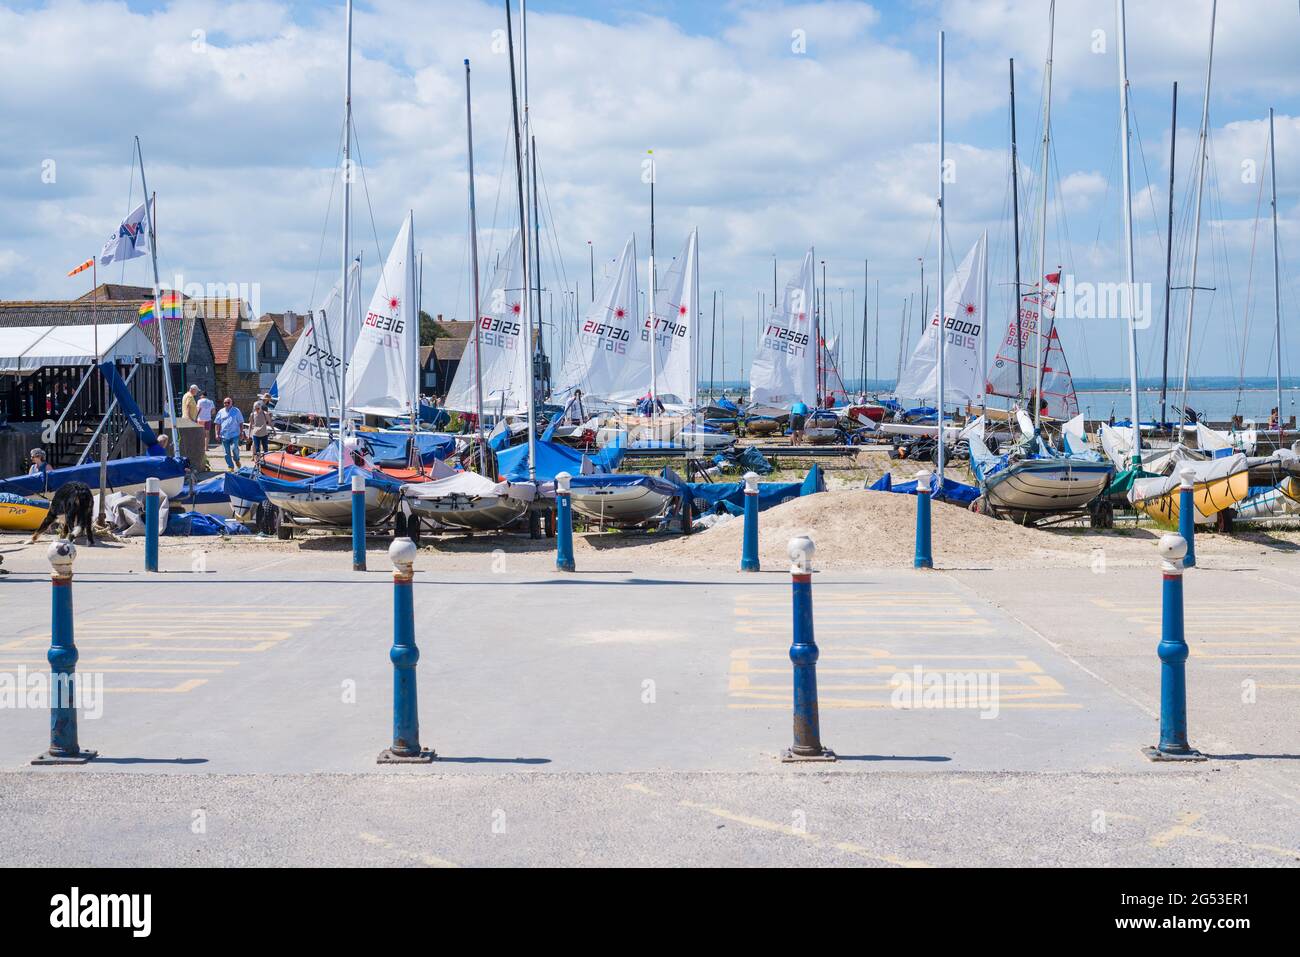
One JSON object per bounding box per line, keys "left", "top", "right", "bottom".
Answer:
{"left": 1, "top": 0, "right": 1297, "bottom": 397}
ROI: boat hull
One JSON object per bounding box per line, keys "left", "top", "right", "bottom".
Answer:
{"left": 1131, "top": 469, "right": 1251, "bottom": 527}
{"left": 984, "top": 462, "right": 1113, "bottom": 517}
{"left": 0, "top": 500, "right": 48, "bottom": 532}
{"left": 407, "top": 493, "right": 529, "bottom": 531}
{"left": 265, "top": 484, "right": 399, "bottom": 526}
{"left": 570, "top": 482, "right": 676, "bottom": 526}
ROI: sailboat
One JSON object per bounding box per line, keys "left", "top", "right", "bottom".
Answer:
{"left": 263, "top": 213, "right": 419, "bottom": 527}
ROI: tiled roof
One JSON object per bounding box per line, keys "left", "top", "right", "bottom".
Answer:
{"left": 206, "top": 315, "right": 242, "bottom": 365}
{"left": 434, "top": 320, "right": 474, "bottom": 339}
{"left": 0, "top": 299, "right": 202, "bottom": 363}
{"left": 75, "top": 283, "right": 161, "bottom": 302}
{"left": 433, "top": 338, "right": 468, "bottom": 361}
{"left": 419, "top": 345, "right": 434, "bottom": 366}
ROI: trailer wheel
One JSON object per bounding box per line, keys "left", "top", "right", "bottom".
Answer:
{"left": 274, "top": 507, "right": 293, "bottom": 540}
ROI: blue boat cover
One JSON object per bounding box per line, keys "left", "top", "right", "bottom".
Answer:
{"left": 685, "top": 466, "right": 823, "bottom": 516}
{"left": 166, "top": 512, "right": 250, "bottom": 536}
{"left": 313, "top": 431, "right": 455, "bottom": 467}
{"left": 569, "top": 473, "right": 680, "bottom": 497}
{"left": 869, "top": 471, "right": 980, "bottom": 505}
{"left": 0, "top": 455, "right": 187, "bottom": 497}
{"left": 180, "top": 468, "right": 268, "bottom": 506}
{"left": 222, "top": 468, "right": 268, "bottom": 504}
{"left": 258, "top": 464, "right": 403, "bottom": 496}
{"left": 715, "top": 396, "right": 739, "bottom": 414}
{"left": 97, "top": 360, "right": 164, "bottom": 456}
{"left": 0, "top": 491, "right": 45, "bottom": 508}
{"left": 495, "top": 437, "right": 625, "bottom": 482}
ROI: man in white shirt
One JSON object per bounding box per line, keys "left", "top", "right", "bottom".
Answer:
{"left": 214, "top": 397, "right": 245, "bottom": 471}
{"left": 196, "top": 392, "right": 215, "bottom": 446}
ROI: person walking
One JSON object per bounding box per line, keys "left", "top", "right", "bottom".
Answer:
{"left": 249, "top": 401, "right": 273, "bottom": 462}
{"left": 196, "top": 391, "right": 215, "bottom": 446}
{"left": 214, "top": 397, "right": 245, "bottom": 471}
{"left": 181, "top": 384, "right": 200, "bottom": 423}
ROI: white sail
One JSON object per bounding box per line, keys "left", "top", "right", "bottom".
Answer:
{"left": 273, "top": 259, "right": 360, "bottom": 417}
{"left": 552, "top": 235, "right": 642, "bottom": 403}
{"left": 749, "top": 249, "right": 817, "bottom": 407}
{"left": 896, "top": 234, "right": 987, "bottom": 405}
{"left": 650, "top": 229, "right": 698, "bottom": 405}
{"left": 444, "top": 231, "right": 530, "bottom": 415}
{"left": 345, "top": 213, "right": 417, "bottom": 417}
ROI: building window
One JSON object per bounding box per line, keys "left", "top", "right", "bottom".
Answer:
{"left": 235, "top": 333, "right": 256, "bottom": 373}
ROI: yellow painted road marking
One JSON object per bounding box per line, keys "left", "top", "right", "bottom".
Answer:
{"left": 677, "top": 800, "right": 932, "bottom": 868}
{"left": 357, "top": 831, "right": 458, "bottom": 868}
{"left": 1149, "top": 811, "right": 1300, "bottom": 861}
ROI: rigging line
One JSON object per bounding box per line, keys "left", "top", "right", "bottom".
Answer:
{"left": 348, "top": 116, "right": 391, "bottom": 302}
{"left": 306, "top": 118, "right": 347, "bottom": 315}
{"left": 1233, "top": 129, "right": 1270, "bottom": 397}
{"left": 535, "top": 147, "right": 571, "bottom": 297}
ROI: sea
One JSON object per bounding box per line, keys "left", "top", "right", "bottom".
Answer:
{"left": 698, "top": 377, "right": 1299, "bottom": 424}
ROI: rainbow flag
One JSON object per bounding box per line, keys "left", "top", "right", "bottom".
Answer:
{"left": 138, "top": 294, "right": 183, "bottom": 324}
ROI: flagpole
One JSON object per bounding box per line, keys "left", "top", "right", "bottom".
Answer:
{"left": 936, "top": 30, "right": 947, "bottom": 489}
{"left": 135, "top": 137, "right": 179, "bottom": 455}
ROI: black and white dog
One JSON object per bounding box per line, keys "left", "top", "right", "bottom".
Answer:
{"left": 29, "top": 481, "right": 96, "bottom": 545}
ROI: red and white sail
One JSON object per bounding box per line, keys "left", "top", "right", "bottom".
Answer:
{"left": 986, "top": 270, "right": 1079, "bottom": 419}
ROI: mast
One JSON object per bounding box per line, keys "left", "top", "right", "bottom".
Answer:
{"left": 710, "top": 290, "right": 717, "bottom": 398}
{"left": 861, "top": 259, "right": 869, "bottom": 391}
{"left": 820, "top": 259, "right": 827, "bottom": 401}
{"left": 874, "top": 280, "right": 879, "bottom": 391}
{"left": 505, "top": 0, "right": 536, "bottom": 477}
{"left": 464, "top": 59, "right": 487, "bottom": 473}
{"left": 936, "top": 29, "right": 947, "bottom": 483}
{"left": 1160, "top": 83, "right": 1178, "bottom": 428}
{"left": 1117, "top": 0, "right": 1141, "bottom": 464}
{"left": 1270, "top": 107, "right": 1284, "bottom": 446}
{"left": 1033, "top": 0, "right": 1056, "bottom": 430}
{"left": 134, "top": 139, "right": 179, "bottom": 454}
{"left": 1177, "top": 0, "right": 1217, "bottom": 432}
{"left": 647, "top": 150, "right": 658, "bottom": 415}
{"left": 531, "top": 135, "right": 546, "bottom": 397}
{"left": 338, "top": 0, "right": 354, "bottom": 482}
{"left": 1009, "top": 57, "right": 1024, "bottom": 400}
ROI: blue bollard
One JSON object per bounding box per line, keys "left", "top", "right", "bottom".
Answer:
{"left": 351, "top": 472, "right": 366, "bottom": 572}
{"left": 144, "top": 476, "right": 160, "bottom": 573}
{"left": 378, "top": 539, "right": 435, "bottom": 763}
{"left": 782, "top": 536, "right": 835, "bottom": 762}
{"left": 1178, "top": 467, "right": 1197, "bottom": 569}
{"left": 555, "top": 471, "right": 576, "bottom": 572}
{"left": 740, "top": 471, "right": 760, "bottom": 572}
{"left": 32, "top": 542, "right": 97, "bottom": 765}
{"left": 1143, "top": 534, "right": 1206, "bottom": 761}
{"left": 914, "top": 469, "right": 933, "bottom": 569}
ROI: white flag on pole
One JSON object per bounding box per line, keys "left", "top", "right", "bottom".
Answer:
{"left": 98, "top": 201, "right": 150, "bottom": 266}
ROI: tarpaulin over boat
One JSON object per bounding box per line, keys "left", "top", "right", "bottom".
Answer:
{"left": 0, "top": 455, "right": 187, "bottom": 497}
{"left": 685, "top": 480, "right": 804, "bottom": 515}
{"left": 868, "top": 470, "right": 981, "bottom": 505}
{"left": 258, "top": 464, "right": 403, "bottom": 496}
{"left": 313, "top": 431, "right": 455, "bottom": 467}
{"left": 495, "top": 437, "right": 625, "bottom": 483}
{"left": 403, "top": 471, "right": 536, "bottom": 503}
{"left": 569, "top": 473, "right": 680, "bottom": 497}
{"left": 180, "top": 468, "right": 268, "bottom": 507}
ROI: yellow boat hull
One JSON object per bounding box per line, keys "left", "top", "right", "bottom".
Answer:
{"left": 1132, "top": 469, "right": 1250, "bottom": 528}
{"left": 0, "top": 501, "right": 49, "bottom": 532}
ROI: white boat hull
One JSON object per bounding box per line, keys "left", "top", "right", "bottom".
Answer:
{"left": 570, "top": 485, "right": 674, "bottom": 526}
{"left": 407, "top": 493, "right": 529, "bottom": 531}
{"left": 984, "top": 463, "right": 1112, "bottom": 515}
{"left": 266, "top": 484, "right": 399, "bottom": 526}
